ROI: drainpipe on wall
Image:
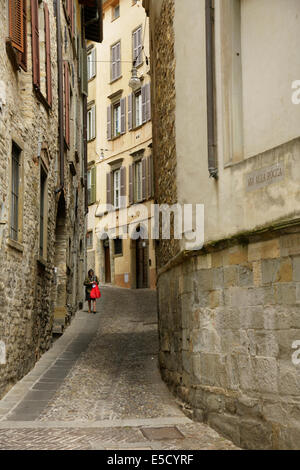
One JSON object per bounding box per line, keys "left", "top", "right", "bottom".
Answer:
{"left": 55, "top": 0, "right": 65, "bottom": 188}
{"left": 205, "top": 0, "right": 218, "bottom": 179}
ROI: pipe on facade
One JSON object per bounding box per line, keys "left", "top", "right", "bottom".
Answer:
{"left": 55, "top": 0, "right": 65, "bottom": 187}
{"left": 205, "top": 0, "right": 218, "bottom": 179}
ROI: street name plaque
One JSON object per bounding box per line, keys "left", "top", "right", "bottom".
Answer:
{"left": 246, "top": 162, "right": 285, "bottom": 192}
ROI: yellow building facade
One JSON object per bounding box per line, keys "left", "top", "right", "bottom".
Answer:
{"left": 87, "top": 0, "right": 155, "bottom": 289}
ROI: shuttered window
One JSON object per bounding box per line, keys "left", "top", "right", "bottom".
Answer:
{"left": 87, "top": 105, "right": 96, "bottom": 141}
{"left": 147, "top": 154, "right": 153, "bottom": 199}
{"left": 113, "top": 102, "right": 121, "bottom": 137}
{"left": 120, "top": 166, "right": 126, "bottom": 208}
{"left": 87, "top": 48, "right": 96, "bottom": 80}
{"left": 18, "top": 0, "right": 27, "bottom": 70}
{"left": 106, "top": 171, "right": 112, "bottom": 206}
{"left": 128, "top": 164, "right": 133, "bottom": 205}
{"left": 134, "top": 160, "right": 142, "bottom": 203}
{"left": 132, "top": 26, "right": 142, "bottom": 66}
{"left": 44, "top": 3, "right": 52, "bottom": 106}
{"left": 111, "top": 41, "right": 121, "bottom": 82}
{"left": 9, "top": 0, "right": 24, "bottom": 52}
{"left": 64, "top": 61, "right": 70, "bottom": 147}
{"left": 120, "top": 97, "right": 126, "bottom": 135}
{"left": 142, "top": 83, "right": 151, "bottom": 124}
{"left": 87, "top": 167, "right": 96, "bottom": 205}
{"left": 31, "top": 0, "right": 40, "bottom": 88}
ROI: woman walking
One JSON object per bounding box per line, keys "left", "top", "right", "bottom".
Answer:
{"left": 84, "top": 269, "right": 100, "bottom": 314}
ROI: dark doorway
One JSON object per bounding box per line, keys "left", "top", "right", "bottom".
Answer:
{"left": 135, "top": 225, "right": 149, "bottom": 289}
{"left": 104, "top": 239, "right": 111, "bottom": 283}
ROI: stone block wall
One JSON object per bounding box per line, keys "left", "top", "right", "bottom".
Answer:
{"left": 158, "top": 229, "right": 300, "bottom": 449}
{"left": 0, "top": 1, "right": 86, "bottom": 398}
{"left": 150, "top": 0, "right": 179, "bottom": 269}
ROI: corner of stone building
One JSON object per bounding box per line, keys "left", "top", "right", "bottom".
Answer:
{"left": 157, "top": 229, "right": 300, "bottom": 449}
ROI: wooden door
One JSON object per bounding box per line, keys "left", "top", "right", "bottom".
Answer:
{"left": 136, "top": 238, "right": 148, "bottom": 288}
{"left": 104, "top": 241, "right": 111, "bottom": 283}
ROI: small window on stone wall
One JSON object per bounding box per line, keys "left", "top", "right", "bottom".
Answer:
{"left": 87, "top": 231, "right": 93, "bottom": 249}
{"left": 114, "top": 237, "right": 122, "bottom": 255}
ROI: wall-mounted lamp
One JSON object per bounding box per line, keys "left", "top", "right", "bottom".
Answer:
{"left": 129, "top": 65, "right": 141, "bottom": 92}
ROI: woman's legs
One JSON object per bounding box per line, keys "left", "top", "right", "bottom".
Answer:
{"left": 88, "top": 300, "right": 91, "bottom": 313}
{"left": 92, "top": 300, "right": 96, "bottom": 313}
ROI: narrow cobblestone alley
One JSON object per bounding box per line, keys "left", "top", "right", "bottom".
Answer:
{"left": 0, "top": 287, "right": 238, "bottom": 450}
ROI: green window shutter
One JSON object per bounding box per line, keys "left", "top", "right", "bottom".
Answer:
{"left": 81, "top": 47, "right": 88, "bottom": 96}
{"left": 91, "top": 166, "right": 96, "bottom": 204}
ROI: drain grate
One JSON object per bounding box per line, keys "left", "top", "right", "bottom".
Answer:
{"left": 141, "top": 426, "right": 185, "bottom": 441}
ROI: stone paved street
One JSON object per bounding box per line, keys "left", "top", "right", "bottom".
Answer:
{"left": 0, "top": 287, "right": 238, "bottom": 450}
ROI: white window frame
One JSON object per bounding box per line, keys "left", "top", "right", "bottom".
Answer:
{"left": 87, "top": 48, "right": 96, "bottom": 80}
{"left": 134, "top": 90, "right": 142, "bottom": 128}
{"left": 87, "top": 105, "right": 96, "bottom": 141}
{"left": 113, "top": 169, "right": 121, "bottom": 209}
{"left": 113, "top": 102, "right": 121, "bottom": 137}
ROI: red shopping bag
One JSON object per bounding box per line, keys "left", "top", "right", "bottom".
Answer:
{"left": 90, "top": 284, "right": 101, "bottom": 299}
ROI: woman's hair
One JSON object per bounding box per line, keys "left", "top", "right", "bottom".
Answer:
{"left": 88, "top": 269, "right": 94, "bottom": 277}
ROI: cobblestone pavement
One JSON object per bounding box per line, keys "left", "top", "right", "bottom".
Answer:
{"left": 0, "top": 286, "right": 239, "bottom": 450}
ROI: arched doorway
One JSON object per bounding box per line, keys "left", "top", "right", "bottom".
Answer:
{"left": 135, "top": 225, "right": 149, "bottom": 289}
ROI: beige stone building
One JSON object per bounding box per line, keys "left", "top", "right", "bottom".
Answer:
{"left": 0, "top": 0, "right": 102, "bottom": 398}
{"left": 87, "top": 0, "right": 155, "bottom": 289}
{"left": 144, "top": 0, "right": 300, "bottom": 449}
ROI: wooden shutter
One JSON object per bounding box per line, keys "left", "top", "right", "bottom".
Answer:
{"left": 142, "top": 158, "right": 146, "bottom": 200}
{"left": 129, "top": 164, "right": 133, "bottom": 205}
{"left": 107, "top": 105, "right": 112, "bottom": 140}
{"left": 111, "top": 45, "right": 116, "bottom": 81}
{"left": 106, "top": 171, "right": 112, "bottom": 206}
{"left": 137, "top": 27, "right": 142, "bottom": 65}
{"left": 147, "top": 155, "right": 153, "bottom": 198}
{"left": 44, "top": 3, "right": 52, "bottom": 106}
{"left": 64, "top": 61, "right": 70, "bottom": 146}
{"left": 142, "top": 85, "right": 146, "bottom": 124}
{"left": 120, "top": 98, "right": 126, "bottom": 134}
{"left": 116, "top": 42, "right": 121, "bottom": 78}
{"left": 18, "top": 0, "right": 27, "bottom": 70}
{"left": 120, "top": 166, "right": 126, "bottom": 208}
{"left": 9, "top": 0, "right": 24, "bottom": 52}
{"left": 128, "top": 94, "right": 133, "bottom": 131}
{"left": 146, "top": 83, "right": 151, "bottom": 122}
{"left": 133, "top": 29, "right": 138, "bottom": 64}
{"left": 91, "top": 166, "right": 96, "bottom": 204}
{"left": 31, "top": 0, "right": 40, "bottom": 88}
